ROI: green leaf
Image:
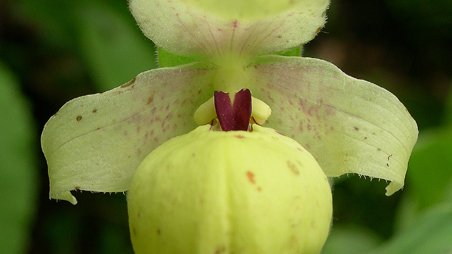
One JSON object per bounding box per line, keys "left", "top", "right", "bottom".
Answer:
{"left": 157, "top": 48, "right": 199, "bottom": 68}
{"left": 156, "top": 46, "right": 302, "bottom": 68}
{"left": 16, "top": 0, "right": 79, "bottom": 47}
{"left": 75, "top": 1, "right": 156, "bottom": 91}
{"left": 446, "top": 85, "right": 452, "bottom": 125}
{"left": 0, "top": 63, "right": 38, "bottom": 254}
{"left": 408, "top": 128, "right": 452, "bottom": 208}
{"left": 370, "top": 202, "right": 452, "bottom": 254}
{"left": 322, "top": 225, "right": 381, "bottom": 254}
{"left": 99, "top": 224, "right": 132, "bottom": 254}
{"left": 275, "top": 46, "right": 303, "bottom": 57}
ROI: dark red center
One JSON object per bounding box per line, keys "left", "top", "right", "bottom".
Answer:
{"left": 214, "top": 89, "right": 252, "bottom": 131}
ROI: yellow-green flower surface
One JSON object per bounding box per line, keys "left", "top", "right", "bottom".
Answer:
{"left": 130, "top": 0, "right": 328, "bottom": 56}
{"left": 41, "top": 0, "right": 418, "bottom": 253}
{"left": 128, "top": 125, "right": 332, "bottom": 253}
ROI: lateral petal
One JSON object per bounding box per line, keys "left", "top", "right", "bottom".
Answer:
{"left": 251, "top": 56, "right": 418, "bottom": 195}
{"left": 42, "top": 65, "right": 214, "bottom": 204}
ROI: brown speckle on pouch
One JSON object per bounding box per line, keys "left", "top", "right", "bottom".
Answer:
{"left": 245, "top": 171, "right": 262, "bottom": 192}
{"left": 246, "top": 170, "right": 255, "bottom": 184}
{"left": 287, "top": 161, "right": 300, "bottom": 175}
{"left": 76, "top": 115, "right": 82, "bottom": 121}
{"left": 92, "top": 109, "right": 97, "bottom": 113}
{"left": 354, "top": 126, "right": 359, "bottom": 131}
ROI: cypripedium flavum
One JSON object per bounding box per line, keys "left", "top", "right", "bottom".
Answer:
{"left": 41, "top": 0, "right": 418, "bottom": 253}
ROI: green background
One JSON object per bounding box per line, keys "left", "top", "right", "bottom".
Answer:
{"left": 0, "top": 0, "right": 451, "bottom": 253}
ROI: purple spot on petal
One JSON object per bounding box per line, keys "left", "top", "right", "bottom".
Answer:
{"left": 147, "top": 96, "right": 154, "bottom": 105}
{"left": 232, "top": 19, "right": 239, "bottom": 28}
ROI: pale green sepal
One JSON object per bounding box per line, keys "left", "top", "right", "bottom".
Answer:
{"left": 251, "top": 56, "right": 418, "bottom": 195}
{"left": 129, "top": 0, "right": 329, "bottom": 56}
{"left": 42, "top": 64, "right": 214, "bottom": 204}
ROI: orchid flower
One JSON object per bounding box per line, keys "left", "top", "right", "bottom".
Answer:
{"left": 41, "top": 0, "right": 418, "bottom": 253}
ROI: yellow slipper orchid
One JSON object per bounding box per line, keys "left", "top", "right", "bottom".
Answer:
{"left": 41, "top": 0, "right": 418, "bottom": 253}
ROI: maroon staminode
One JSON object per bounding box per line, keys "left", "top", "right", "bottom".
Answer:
{"left": 214, "top": 89, "right": 252, "bottom": 131}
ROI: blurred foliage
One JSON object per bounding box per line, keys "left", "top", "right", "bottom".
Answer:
{"left": 75, "top": 0, "right": 157, "bottom": 90}
{"left": 322, "top": 225, "right": 381, "bottom": 254}
{"left": 371, "top": 201, "right": 452, "bottom": 254}
{"left": 408, "top": 128, "right": 452, "bottom": 209}
{"left": 0, "top": 64, "right": 37, "bottom": 253}
{"left": 0, "top": 0, "right": 451, "bottom": 253}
